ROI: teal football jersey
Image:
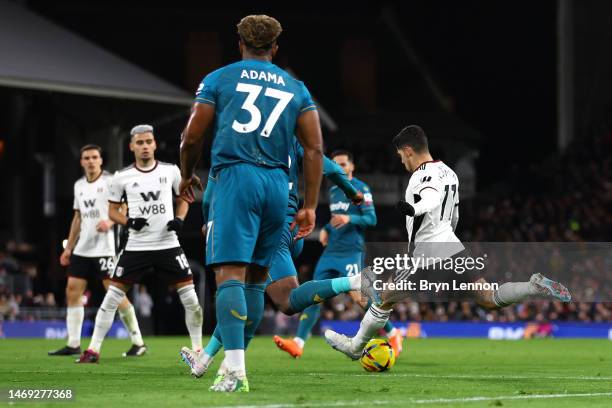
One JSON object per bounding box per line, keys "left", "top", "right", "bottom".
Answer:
{"left": 324, "top": 177, "right": 376, "bottom": 254}
{"left": 196, "top": 59, "right": 316, "bottom": 173}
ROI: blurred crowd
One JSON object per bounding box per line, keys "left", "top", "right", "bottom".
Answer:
{"left": 0, "top": 240, "right": 58, "bottom": 321}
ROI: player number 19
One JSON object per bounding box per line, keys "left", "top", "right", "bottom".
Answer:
{"left": 232, "top": 83, "right": 294, "bottom": 137}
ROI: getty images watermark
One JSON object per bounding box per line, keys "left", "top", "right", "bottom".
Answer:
{"left": 359, "top": 242, "right": 610, "bottom": 303}
{"left": 370, "top": 252, "right": 497, "bottom": 293}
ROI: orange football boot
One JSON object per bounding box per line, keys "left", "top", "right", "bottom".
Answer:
{"left": 388, "top": 329, "right": 404, "bottom": 357}
{"left": 273, "top": 335, "right": 303, "bottom": 358}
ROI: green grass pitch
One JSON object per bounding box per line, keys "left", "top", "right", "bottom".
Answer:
{"left": 1, "top": 337, "right": 611, "bottom": 407}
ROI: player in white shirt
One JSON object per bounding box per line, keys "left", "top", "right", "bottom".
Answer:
{"left": 49, "top": 144, "right": 145, "bottom": 357}
{"left": 77, "top": 125, "right": 202, "bottom": 363}
{"left": 325, "top": 125, "right": 571, "bottom": 359}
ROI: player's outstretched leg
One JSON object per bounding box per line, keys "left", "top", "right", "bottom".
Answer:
{"left": 325, "top": 303, "right": 391, "bottom": 359}
{"left": 275, "top": 304, "right": 320, "bottom": 358}
{"left": 364, "top": 298, "right": 403, "bottom": 357}
{"left": 286, "top": 274, "right": 361, "bottom": 313}
{"left": 273, "top": 274, "right": 361, "bottom": 358}
{"left": 492, "top": 273, "right": 571, "bottom": 308}
{"left": 77, "top": 285, "right": 126, "bottom": 363}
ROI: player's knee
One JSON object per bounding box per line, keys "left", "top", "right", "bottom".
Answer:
{"left": 277, "top": 300, "right": 294, "bottom": 315}
{"left": 246, "top": 264, "right": 268, "bottom": 283}
{"left": 117, "top": 296, "right": 131, "bottom": 311}
{"left": 178, "top": 284, "right": 201, "bottom": 310}
{"left": 475, "top": 290, "right": 497, "bottom": 310}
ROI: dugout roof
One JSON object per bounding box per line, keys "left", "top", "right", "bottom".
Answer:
{"left": 0, "top": 0, "right": 192, "bottom": 106}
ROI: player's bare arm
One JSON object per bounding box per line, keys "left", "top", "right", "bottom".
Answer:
{"left": 179, "top": 103, "right": 215, "bottom": 202}
{"left": 294, "top": 109, "right": 323, "bottom": 238}
{"left": 109, "top": 201, "right": 147, "bottom": 231}
{"left": 60, "top": 210, "right": 81, "bottom": 266}
{"left": 108, "top": 201, "right": 128, "bottom": 226}
{"left": 96, "top": 202, "right": 124, "bottom": 232}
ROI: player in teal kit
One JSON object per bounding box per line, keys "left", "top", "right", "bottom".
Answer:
{"left": 180, "top": 139, "right": 364, "bottom": 379}
{"left": 179, "top": 15, "right": 323, "bottom": 392}
{"left": 275, "top": 150, "right": 404, "bottom": 358}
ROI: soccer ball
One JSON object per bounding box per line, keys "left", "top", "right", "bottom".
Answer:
{"left": 359, "top": 338, "right": 395, "bottom": 372}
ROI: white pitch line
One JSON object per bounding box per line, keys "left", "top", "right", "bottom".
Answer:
{"left": 411, "top": 392, "right": 612, "bottom": 404}
{"left": 308, "top": 372, "right": 612, "bottom": 381}
{"left": 208, "top": 402, "right": 389, "bottom": 408}
{"left": 208, "top": 392, "right": 612, "bottom": 408}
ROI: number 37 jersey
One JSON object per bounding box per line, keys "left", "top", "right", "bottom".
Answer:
{"left": 195, "top": 59, "right": 316, "bottom": 173}
{"left": 405, "top": 160, "right": 461, "bottom": 247}
{"left": 108, "top": 161, "right": 181, "bottom": 251}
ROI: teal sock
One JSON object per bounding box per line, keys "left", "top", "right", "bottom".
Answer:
{"left": 331, "top": 277, "right": 352, "bottom": 294}
{"left": 203, "top": 326, "right": 223, "bottom": 357}
{"left": 296, "top": 304, "right": 320, "bottom": 341}
{"left": 384, "top": 320, "right": 395, "bottom": 334}
{"left": 244, "top": 283, "right": 266, "bottom": 349}
{"left": 364, "top": 299, "right": 394, "bottom": 333}
{"left": 215, "top": 280, "right": 246, "bottom": 350}
{"left": 289, "top": 280, "right": 338, "bottom": 313}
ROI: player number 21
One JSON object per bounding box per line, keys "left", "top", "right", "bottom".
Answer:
{"left": 232, "top": 83, "right": 294, "bottom": 137}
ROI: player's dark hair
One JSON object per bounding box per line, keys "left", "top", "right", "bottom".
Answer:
{"left": 80, "top": 144, "right": 102, "bottom": 157}
{"left": 331, "top": 149, "right": 354, "bottom": 163}
{"left": 392, "top": 125, "right": 429, "bottom": 153}
{"left": 237, "top": 15, "right": 282, "bottom": 54}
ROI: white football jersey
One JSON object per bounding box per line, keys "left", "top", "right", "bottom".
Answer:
{"left": 108, "top": 161, "right": 181, "bottom": 251}
{"left": 405, "top": 160, "right": 463, "bottom": 258}
{"left": 72, "top": 171, "right": 115, "bottom": 257}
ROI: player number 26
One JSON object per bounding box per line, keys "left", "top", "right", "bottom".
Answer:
{"left": 99, "top": 257, "right": 115, "bottom": 272}
{"left": 232, "top": 83, "right": 294, "bottom": 137}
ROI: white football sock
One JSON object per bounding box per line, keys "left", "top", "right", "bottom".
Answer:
{"left": 88, "top": 286, "right": 125, "bottom": 353}
{"left": 348, "top": 274, "right": 361, "bottom": 291}
{"left": 493, "top": 282, "right": 537, "bottom": 307}
{"left": 217, "top": 358, "right": 228, "bottom": 376}
{"left": 224, "top": 349, "right": 245, "bottom": 379}
{"left": 352, "top": 304, "right": 391, "bottom": 353}
{"left": 293, "top": 337, "right": 305, "bottom": 349}
{"left": 178, "top": 284, "right": 203, "bottom": 351}
{"left": 66, "top": 306, "right": 84, "bottom": 348}
{"left": 200, "top": 351, "right": 212, "bottom": 366}
{"left": 118, "top": 304, "right": 144, "bottom": 347}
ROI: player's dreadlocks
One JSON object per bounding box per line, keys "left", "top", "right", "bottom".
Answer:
{"left": 237, "top": 15, "right": 282, "bottom": 54}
